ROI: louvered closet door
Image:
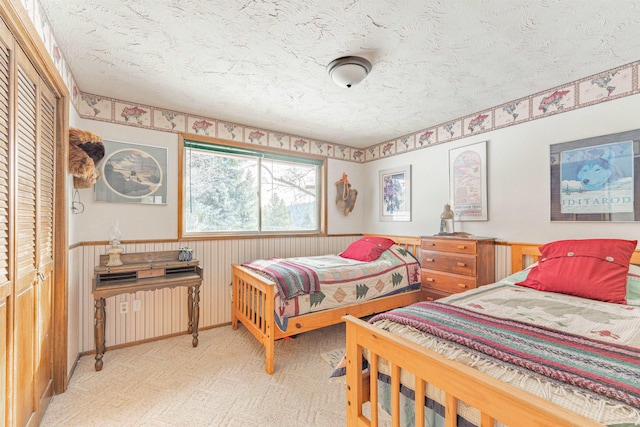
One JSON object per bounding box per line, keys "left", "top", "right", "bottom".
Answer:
{"left": 14, "top": 47, "right": 39, "bottom": 427}
{"left": 0, "top": 19, "right": 12, "bottom": 427}
{"left": 35, "top": 81, "right": 55, "bottom": 418}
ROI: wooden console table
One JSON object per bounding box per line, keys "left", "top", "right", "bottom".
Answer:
{"left": 92, "top": 250, "right": 203, "bottom": 371}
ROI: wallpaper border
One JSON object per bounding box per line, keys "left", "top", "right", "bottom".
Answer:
{"left": 22, "top": 0, "right": 640, "bottom": 164}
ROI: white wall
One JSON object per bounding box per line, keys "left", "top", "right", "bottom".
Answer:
{"left": 327, "top": 158, "right": 365, "bottom": 234}
{"left": 70, "top": 118, "right": 366, "bottom": 239}
{"left": 363, "top": 93, "right": 640, "bottom": 244}
{"left": 71, "top": 118, "right": 179, "bottom": 241}
{"left": 64, "top": 91, "right": 640, "bottom": 359}
{"left": 71, "top": 93, "right": 640, "bottom": 245}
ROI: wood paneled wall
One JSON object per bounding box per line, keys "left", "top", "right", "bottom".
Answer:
{"left": 75, "top": 235, "right": 359, "bottom": 353}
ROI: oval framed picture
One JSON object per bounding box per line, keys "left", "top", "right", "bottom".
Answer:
{"left": 94, "top": 140, "right": 167, "bottom": 204}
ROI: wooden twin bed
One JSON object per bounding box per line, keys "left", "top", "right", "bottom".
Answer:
{"left": 231, "top": 235, "right": 423, "bottom": 374}
{"left": 344, "top": 242, "right": 640, "bottom": 427}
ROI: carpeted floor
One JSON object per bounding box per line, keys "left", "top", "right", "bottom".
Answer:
{"left": 41, "top": 323, "right": 347, "bottom": 427}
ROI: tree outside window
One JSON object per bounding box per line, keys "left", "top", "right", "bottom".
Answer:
{"left": 181, "top": 138, "right": 323, "bottom": 236}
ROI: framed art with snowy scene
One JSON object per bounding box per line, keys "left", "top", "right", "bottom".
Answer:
{"left": 94, "top": 140, "right": 168, "bottom": 204}
{"left": 550, "top": 129, "right": 640, "bottom": 221}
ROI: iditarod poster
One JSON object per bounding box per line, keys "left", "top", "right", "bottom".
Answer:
{"left": 560, "top": 140, "right": 634, "bottom": 214}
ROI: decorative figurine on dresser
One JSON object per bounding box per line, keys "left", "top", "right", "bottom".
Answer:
{"left": 92, "top": 250, "right": 203, "bottom": 371}
{"left": 420, "top": 235, "right": 495, "bottom": 300}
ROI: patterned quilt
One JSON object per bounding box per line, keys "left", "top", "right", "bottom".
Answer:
{"left": 370, "top": 279, "right": 640, "bottom": 426}
{"left": 244, "top": 244, "right": 421, "bottom": 331}
{"left": 372, "top": 301, "right": 640, "bottom": 409}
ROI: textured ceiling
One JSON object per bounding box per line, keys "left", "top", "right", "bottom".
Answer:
{"left": 40, "top": 0, "right": 640, "bottom": 148}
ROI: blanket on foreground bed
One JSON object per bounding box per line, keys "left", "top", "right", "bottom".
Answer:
{"left": 242, "top": 258, "right": 320, "bottom": 300}
{"left": 370, "top": 301, "right": 640, "bottom": 409}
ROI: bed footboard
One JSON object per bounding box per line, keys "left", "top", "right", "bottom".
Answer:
{"left": 343, "top": 315, "right": 602, "bottom": 427}
{"left": 232, "top": 264, "right": 277, "bottom": 374}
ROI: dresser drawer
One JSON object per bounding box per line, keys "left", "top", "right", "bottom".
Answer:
{"left": 421, "top": 287, "right": 452, "bottom": 301}
{"left": 420, "top": 250, "right": 476, "bottom": 276}
{"left": 421, "top": 238, "right": 476, "bottom": 254}
{"left": 421, "top": 270, "right": 478, "bottom": 294}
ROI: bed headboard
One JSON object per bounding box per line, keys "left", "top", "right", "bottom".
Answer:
{"left": 364, "top": 234, "right": 421, "bottom": 257}
{"left": 510, "top": 243, "right": 640, "bottom": 272}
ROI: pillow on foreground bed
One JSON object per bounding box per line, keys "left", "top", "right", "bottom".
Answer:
{"left": 516, "top": 238, "right": 637, "bottom": 304}
{"left": 339, "top": 236, "right": 395, "bottom": 262}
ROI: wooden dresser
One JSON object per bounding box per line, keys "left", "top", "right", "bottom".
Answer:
{"left": 420, "top": 235, "right": 496, "bottom": 300}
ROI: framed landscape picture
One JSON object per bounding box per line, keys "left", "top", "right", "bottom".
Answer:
{"left": 379, "top": 165, "right": 411, "bottom": 222}
{"left": 550, "top": 129, "right": 640, "bottom": 221}
{"left": 94, "top": 140, "right": 168, "bottom": 204}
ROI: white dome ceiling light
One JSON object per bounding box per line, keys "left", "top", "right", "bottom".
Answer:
{"left": 326, "top": 56, "right": 372, "bottom": 88}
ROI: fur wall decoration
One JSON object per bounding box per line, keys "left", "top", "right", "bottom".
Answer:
{"left": 335, "top": 173, "right": 358, "bottom": 215}
{"left": 69, "top": 128, "right": 105, "bottom": 188}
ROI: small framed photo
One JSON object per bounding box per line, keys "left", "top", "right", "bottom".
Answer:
{"left": 379, "top": 165, "right": 411, "bottom": 222}
{"left": 449, "top": 141, "right": 488, "bottom": 221}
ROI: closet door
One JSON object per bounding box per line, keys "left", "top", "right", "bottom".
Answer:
{"left": 14, "top": 45, "right": 45, "bottom": 427}
{"left": 0, "top": 7, "right": 64, "bottom": 426}
{"left": 36, "top": 81, "right": 55, "bottom": 418}
{"left": 0, "top": 19, "right": 13, "bottom": 427}
{"left": 13, "top": 41, "right": 57, "bottom": 427}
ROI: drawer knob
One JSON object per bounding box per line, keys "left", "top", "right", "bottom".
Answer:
{"left": 426, "top": 258, "right": 435, "bottom": 262}
{"left": 458, "top": 284, "right": 467, "bottom": 288}
{"left": 426, "top": 278, "right": 435, "bottom": 282}
{"left": 457, "top": 245, "right": 467, "bottom": 249}
{"left": 456, "top": 262, "right": 467, "bottom": 267}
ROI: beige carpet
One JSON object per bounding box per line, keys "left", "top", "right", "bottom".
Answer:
{"left": 41, "top": 323, "right": 347, "bottom": 427}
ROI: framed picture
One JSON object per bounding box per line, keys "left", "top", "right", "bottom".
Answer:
{"left": 379, "top": 165, "right": 411, "bottom": 222}
{"left": 449, "top": 141, "right": 488, "bottom": 221}
{"left": 550, "top": 129, "right": 640, "bottom": 222}
{"left": 94, "top": 140, "right": 168, "bottom": 204}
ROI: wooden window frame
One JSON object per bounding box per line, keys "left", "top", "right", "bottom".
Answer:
{"left": 178, "top": 133, "right": 327, "bottom": 239}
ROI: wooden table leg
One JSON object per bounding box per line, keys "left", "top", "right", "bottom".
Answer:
{"left": 187, "top": 286, "right": 194, "bottom": 334}
{"left": 192, "top": 284, "right": 200, "bottom": 347}
{"left": 94, "top": 297, "right": 106, "bottom": 371}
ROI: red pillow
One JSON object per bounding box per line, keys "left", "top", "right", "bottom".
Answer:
{"left": 516, "top": 239, "right": 637, "bottom": 304}
{"left": 339, "top": 237, "right": 395, "bottom": 262}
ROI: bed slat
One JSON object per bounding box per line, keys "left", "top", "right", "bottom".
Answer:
{"left": 445, "top": 393, "right": 456, "bottom": 427}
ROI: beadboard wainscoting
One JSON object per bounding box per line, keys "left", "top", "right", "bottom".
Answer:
{"left": 495, "top": 244, "right": 512, "bottom": 280}
{"left": 74, "top": 235, "right": 360, "bottom": 353}
{"left": 72, "top": 237, "right": 519, "bottom": 355}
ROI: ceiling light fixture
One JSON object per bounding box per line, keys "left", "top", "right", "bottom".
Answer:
{"left": 326, "top": 56, "right": 372, "bottom": 88}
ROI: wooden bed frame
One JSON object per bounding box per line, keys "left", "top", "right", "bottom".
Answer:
{"left": 344, "top": 242, "right": 640, "bottom": 427}
{"left": 231, "top": 235, "right": 424, "bottom": 374}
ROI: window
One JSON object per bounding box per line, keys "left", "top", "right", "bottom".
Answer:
{"left": 180, "top": 137, "right": 325, "bottom": 236}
